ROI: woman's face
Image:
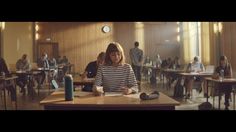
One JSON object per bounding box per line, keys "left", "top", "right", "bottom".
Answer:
{"left": 110, "top": 52, "right": 121, "bottom": 64}
{"left": 220, "top": 60, "right": 226, "bottom": 67}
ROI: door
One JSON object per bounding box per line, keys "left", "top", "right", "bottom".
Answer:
{"left": 37, "top": 42, "right": 59, "bottom": 59}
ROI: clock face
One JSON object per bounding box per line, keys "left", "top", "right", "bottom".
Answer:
{"left": 102, "top": 26, "right": 110, "bottom": 33}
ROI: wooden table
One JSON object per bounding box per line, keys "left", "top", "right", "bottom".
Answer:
{"left": 73, "top": 77, "right": 95, "bottom": 86}
{"left": 40, "top": 89, "right": 180, "bottom": 110}
{"left": 162, "top": 69, "right": 184, "bottom": 89}
{"left": 11, "top": 70, "right": 41, "bottom": 97}
{"left": 205, "top": 77, "right": 236, "bottom": 110}
{"left": 32, "top": 68, "right": 56, "bottom": 92}
{"left": 58, "top": 64, "right": 75, "bottom": 74}
{"left": 73, "top": 76, "right": 95, "bottom": 91}
{"left": 178, "top": 72, "right": 213, "bottom": 77}
{"left": 177, "top": 72, "right": 213, "bottom": 98}
{"left": 0, "top": 75, "right": 18, "bottom": 110}
{"left": 143, "top": 66, "right": 162, "bottom": 82}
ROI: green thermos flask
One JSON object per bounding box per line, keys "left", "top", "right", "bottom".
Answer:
{"left": 64, "top": 74, "right": 74, "bottom": 101}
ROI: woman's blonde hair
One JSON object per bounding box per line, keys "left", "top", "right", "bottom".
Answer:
{"left": 219, "top": 55, "right": 229, "bottom": 66}
{"left": 104, "top": 42, "right": 126, "bottom": 65}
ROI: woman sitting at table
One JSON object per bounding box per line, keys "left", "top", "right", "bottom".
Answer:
{"left": 93, "top": 42, "right": 138, "bottom": 95}
{"left": 184, "top": 56, "right": 205, "bottom": 98}
{"left": 211, "top": 55, "right": 233, "bottom": 110}
{"left": 81, "top": 52, "right": 106, "bottom": 92}
{"left": 16, "top": 54, "right": 31, "bottom": 95}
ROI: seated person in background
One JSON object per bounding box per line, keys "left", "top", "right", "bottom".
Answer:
{"left": 36, "top": 53, "right": 50, "bottom": 87}
{"left": 143, "top": 56, "right": 152, "bottom": 81}
{"left": 184, "top": 56, "right": 205, "bottom": 98}
{"left": 143, "top": 56, "right": 152, "bottom": 66}
{"left": 16, "top": 54, "right": 31, "bottom": 94}
{"left": 0, "top": 57, "right": 17, "bottom": 103}
{"left": 154, "top": 54, "right": 162, "bottom": 80}
{"left": 37, "top": 53, "right": 50, "bottom": 69}
{"left": 168, "top": 56, "right": 181, "bottom": 85}
{"left": 93, "top": 42, "right": 138, "bottom": 95}
{"left": 61, "top": 56, "right": 69, "bottom": 64}
{"left": 186, "top": 56, "right": 205, "bottom": 73}
{"left": 16, "top": 54, "right": 31, "bottom": 71}
{"left": 56, "top": 56, "right": 62, "bottom": 65}
{"left": 166, "top": 57, "right": 172, "bottom": 68}
{"left": 211, "top": 55, "right": 233, "bottom": 110}
{"left": 161, "top": 58, "right": 172, "bottom": 69}
{"left": 154, "top": 54, "right": 162, "bottom": 68}
{"left": 49, "top": 57, "right": 57, "bottom": 69}
{"left": 170, "top": 56, "right": 181, "bottom": 69}
{"left": 61, "top": 56, "right": 70, "bottom": 74}
{"left": 48, "top": 56, "right": 58, "bottom": 80}
{"left": 163, "top": 57, "right": 174, "bottom": 85}
{"left": 81, "top": 52, "right": 106, "bottom": 92}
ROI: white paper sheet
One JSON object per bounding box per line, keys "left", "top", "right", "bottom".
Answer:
{"left": 104, "top": 92, "right": 123, "bottom": 97}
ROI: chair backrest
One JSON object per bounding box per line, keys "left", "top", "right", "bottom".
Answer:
{"left": 233, "top": 71, "right": 236, "bottom": 78}
{"left": 181, "top": 64, "right": 189, "bottom": 71}
{"left": 205, "top": 65, "right": 215, "bottom": 73}
{"left": 8, "top": 64, "right": 16, "bottom": 72}
{"left": 31, "top": 62, "right": 38, "bottom": 70}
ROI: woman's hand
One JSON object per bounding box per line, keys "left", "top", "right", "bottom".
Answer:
{"left": 81, "top": 72, "right": 87, "bottom": 80}
{"left": 121, "top": 87, "right": 133, "bottom": 95}
{"left": 93, "top": 86, "right": 104, "bottom": 96}
{"left": 212, "top": 73, "right": 219, "bottom": 79}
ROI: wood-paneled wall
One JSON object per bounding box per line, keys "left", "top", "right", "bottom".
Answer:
{"left": 38, "top": 22, "right": 179, "bottom": 73}
{"left": 221, "top": 22, "right": 236, "bottom": 73}
{"left": 3, "top": 22, "right": 33, "bottom": 65}
{"left": 38, "top": 22, "right": 113, "bottom": 73}
{"left": 114, "top": 22, "right": 179, "bottom": 62}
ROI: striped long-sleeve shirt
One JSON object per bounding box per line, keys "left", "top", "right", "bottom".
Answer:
{"left": 94, "top": 63, "right": 138, "bottom": 93}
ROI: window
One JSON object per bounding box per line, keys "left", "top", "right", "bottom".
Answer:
{"left": 181, "top": 22, "right": 202, "bottom": 63}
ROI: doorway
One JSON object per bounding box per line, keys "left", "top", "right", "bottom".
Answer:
{"left": 36, "top": 42, "right": 59, "bottom": 59}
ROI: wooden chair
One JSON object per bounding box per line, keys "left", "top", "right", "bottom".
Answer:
{"left": 31, "top": 62, "right": 38, "bottom": 70}
{"left": 8, "top": 64, "right": 16, "bottom": 72}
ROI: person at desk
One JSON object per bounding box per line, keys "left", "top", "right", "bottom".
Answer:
{"left": 61, "top": 56, "right": 70, "bottom": 74}
{"left": 170, "top": 56, "right": 181, "bottom": 69}
{"left": 93, "top": 42, "right": 138, "bottom": 95}
{"left": 161, "top": 58, "right": 172, "bottom": 69}
{"left": 61, "top": 56, "right": 69, "bottom": 64}
{"left": 184, "top": 56, "right": 205, "bottom": 98}
{"left": 81, "top": 52, "right": 106, "bottom": 92}
{"left": 0, "top": 57, "right": 17, "bottom": 103}
{"left": 211, "top": 55, "right": 233, "bottom": 110}
{"left": 154, "top": 54, "right": 162, "bottom": 68}
{"left": 48, "top": 56, "right": 58, "bottom": 80}
{"left": 16, "top": 54, "right": 31, "bottom": 94}
{"left": 168, "top": 56, "right": 181, "bottom": 85}
{"left": 143, "top": 56, "right": 152, "bottom": 81}
{"left": 56, "top": 56, "right": 62, "bottom": 65}
{"left": 37, "top": 53, "right": 50, "bottom": 87}
{"left": 154, "top": 54, "right": 162, "bottom": 80}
